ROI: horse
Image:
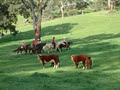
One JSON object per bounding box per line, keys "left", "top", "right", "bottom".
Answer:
{"left": 59, "top": 41, "right": 73, "bottom": 51}
{"left": 55, "top": 41, "right": 64, "bottom": 52}
{"left": 35, "top": 43, "right": 46, "bottom": 53}
{"left": 42, "top": 43, "right": 54, "bottom": 53}
{"left": 26, "top": 44, "right": 36, "bottom": 54}
{"left": 13, "top": 44, "right": 30, "bottom": 55}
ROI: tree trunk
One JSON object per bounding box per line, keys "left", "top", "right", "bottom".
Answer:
{"left": 30, "top": 0, "right": 42, "bottom": 43}
{"left": 108, "top": 0, "right": 111, "bottom": 9}
{"left": 60, "top": 1, "right": 64, "bottom": 18}
{"left": 35, "top": 0, "right": 42, "bottom": 43}
{"left": 110, "top": 0, "right": 114, "bottom": 11}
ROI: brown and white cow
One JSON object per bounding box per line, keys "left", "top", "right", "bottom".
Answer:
{"left": 37, "top": 54, "right": 60, "bottom": 68}
{"left": 71, "top": 54, "right": 92, "bottom": 69}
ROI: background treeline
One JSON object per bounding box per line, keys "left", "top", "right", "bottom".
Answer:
{"left": 0, "top": 0, "right": 120, "bottom": 36}
{"left": 42, "top": 0, "right": 120, "bottom": 20}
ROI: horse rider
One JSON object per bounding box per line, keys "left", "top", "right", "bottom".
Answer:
{"left": 37, "top": 39, "right": 41, "bottom": 44}
{"left": 63, "top": 37, "right": 68, "bottom": 45}
{"left": 21, "top": 40, "right": 25, "bottom": 49}
{"left": 32, "top": 39, "right": 36, "bottom": 48}
{"left": 52, "top": 37, "right": 56, "bottom": 49}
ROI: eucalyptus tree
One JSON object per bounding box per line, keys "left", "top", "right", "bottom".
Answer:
{"left": 0, "top": 0, "right": 49, "bottom": 42}
{"left": 21, "top": 0, "right": 49, "bottom": 42}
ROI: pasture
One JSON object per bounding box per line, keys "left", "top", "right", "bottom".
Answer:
{"left": 0, "top": 11, "right": 120, "bottom": 90}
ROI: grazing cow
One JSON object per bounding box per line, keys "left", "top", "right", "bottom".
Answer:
{"left": 71, "top": 54, "right": 92, "bottom": 69}
{"left": 37, "top": 54, "right": 60, "bottom": 68}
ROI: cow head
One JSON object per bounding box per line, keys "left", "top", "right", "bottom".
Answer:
{"left": 71, "top": 55, "right": 75, "bottom": 61}
{"left": 37, "top": 55, "right": 43, "bottom": 60}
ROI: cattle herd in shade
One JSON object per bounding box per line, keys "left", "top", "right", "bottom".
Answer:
{"left": 13, "top": 41, "right": 93, "bottom": 69}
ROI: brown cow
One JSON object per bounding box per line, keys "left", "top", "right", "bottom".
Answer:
{"left": 37, "top": 54, "right": 60, "bottom": 68}
{"left": 71, "top": 54, "right": 92, "bottom": 69}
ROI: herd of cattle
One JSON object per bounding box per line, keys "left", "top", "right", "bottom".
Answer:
{"left": 14, "top": 41, "right": 92, "bottom": 69}
{"left": 37, "top": 54, "right": 92, "bottom": 69}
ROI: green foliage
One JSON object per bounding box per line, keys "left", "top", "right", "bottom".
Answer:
{"left": 75, "top": 0, "right": 89, "bottom": 10}
{"left": 65, "top": 9, "right": 78, "bottom": 16}
{"left": 0, "top": 0, "right": 21, "bottom": 34}
{"left": 115, "top": 0, "right": 120, "bottom": 10}
{"left": 42, "top": 0, "right": 57, "bottom": 20}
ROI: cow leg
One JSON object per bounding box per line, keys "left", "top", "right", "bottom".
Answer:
{"left": 53, "top": 61, "right": 57, "bottom": 68}
{"left": 41, "top": 61, "right": 45, "bottom": 68}
{"left": 51, "top": 62, "right": 54, "bottom": 67}
{"left": 82, "top": 61, "right": 85, "bottom": 69}
{"left": 74, "top": 62, "right": 78, "bottom": 68}
{"left": 56, "top": 62, "right": 59, "bottom": 68}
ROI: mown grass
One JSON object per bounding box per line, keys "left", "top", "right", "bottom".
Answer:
{"left": 0, "top": 11, "right": 120, "bottom": 90}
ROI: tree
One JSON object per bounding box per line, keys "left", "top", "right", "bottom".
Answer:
{"left": 0, "top": 0, "right": 49, "bottom": 42}
{"left": 21, "top": 0, "right": 49, "bottom": 43}
{"left": 0, "top": 0, "right": 18, "bottom": 34}
{"left": 60, "top": 0, "right": 77, "bottom": 18}
{"left": 107, "top": 0, "right": 115, "bottom": 11}
{"left": 108, "top": 0, "right": 111, "bottom": 9}
{"left": 51, "top": 0, "right": 77, "bottom": 18}
{"left": 75, "top": 0, "right": 89, "bottom": 14}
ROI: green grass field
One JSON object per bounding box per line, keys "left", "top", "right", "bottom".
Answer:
{"left": 0, "top": 11, "right": 120, "bottom": 90}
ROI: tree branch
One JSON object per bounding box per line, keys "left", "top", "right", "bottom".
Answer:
{"left": 29, "top": 0, "right": 37, "bottom": 29}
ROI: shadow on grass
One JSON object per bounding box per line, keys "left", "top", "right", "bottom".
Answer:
{"left": 73, "top": 33, "right": 120, "bottom": 44}
{"left": 0, "top": 23, "right": 77, "bottom": 44}
{"left": 1, "top": 69, "right": 120, "bottom": 90}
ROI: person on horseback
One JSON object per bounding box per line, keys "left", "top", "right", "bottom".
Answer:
{"left": 21, "top": 40, "right": 25, "bottom": 49}
{"left": 32, "top": 39, "right": 36, "bottom": 48}
{"left": 37, "top": 39, "right": 41, "bottom": 44}
{"left": 63, "top": 37, "right": 68, "bottom": 45}
{"left": 52, "top": 37, "right": 56, "bottom": 49}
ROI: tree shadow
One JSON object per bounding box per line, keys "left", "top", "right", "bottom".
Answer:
{"left": 42, "top": 23, "right": 77, "bottom": 36}
{"left": 0, "top": 23, "right": 77, "bottom": 44}
{"left": 78, "top": 33, "right": 120, "bottom": 44}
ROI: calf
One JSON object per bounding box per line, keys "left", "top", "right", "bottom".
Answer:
{"left": 71, "top": 54, "right": 92, "bottom": 69}
{"left": 37, "top": 54, "right": 60, "bottom": 68}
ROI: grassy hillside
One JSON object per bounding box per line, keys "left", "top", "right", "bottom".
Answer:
{"left": 0, "top": 11, "right": 120, "bottom": 90}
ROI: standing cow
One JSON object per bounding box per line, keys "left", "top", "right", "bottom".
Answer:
{"left": 71, "top": 54, "right": 92, "bottom": 69}
{"left": 37, "top": 54, "right": 60, "bottom": 68}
